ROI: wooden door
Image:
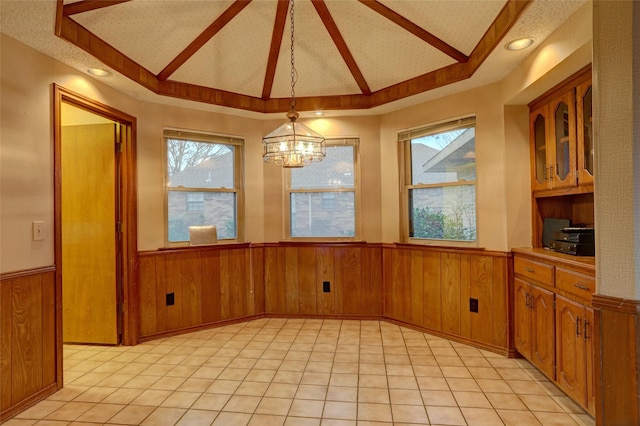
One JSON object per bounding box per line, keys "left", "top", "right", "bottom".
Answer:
{"left": 62, "top": 123, "right": 119, "bottom": 344}
{"left": 585, "top": 306, "right": 595, "bottom": 415}
{"left": 531, "top": 285, "right": 555, "bottom": 378}
{"left": 576, "top": 81, "right": 594, "bottom": 185}
{"left": 513, "top": 278, "right": 531, "bottom": 358}
{"left": 530, "top": 105, "right": 550, "bottom": 192}
{"left": 548, "top": 90, "right": 577, "bottom": 189}
{"left": 555, "top": 295, "right": 586, "bottom": 405}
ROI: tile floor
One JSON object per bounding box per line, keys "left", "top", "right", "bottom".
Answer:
{"left": 7, "top": 318, "right": 595, "bottom": 425}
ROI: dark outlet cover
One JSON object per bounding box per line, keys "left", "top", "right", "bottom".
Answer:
{"left": 166, "top": 292, "right": 175, "bottom": 306}
{"left": 323, "top": 281, "right": 330, "bottom": 292}
{"left": 470, "top": 298, "right": 479, "bottom": 313}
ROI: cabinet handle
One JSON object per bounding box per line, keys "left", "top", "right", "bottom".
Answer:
{"left": 584, "top": 320, "right": 590, "bottom": 341}
{"left": 525, "top": 293, "right": 531, "bottom": 308}
{"left": 549, "top": 165, "right": 554, "bottom": 181}
{"left": 576, "top": 316, "right": 582, "bottom": 337}
{"left": 524, "top": 267, "right": 534, "bottom": 273}
{"left": 573, "top": 283, "right": 590, "bottom": 291}
{"left": 543, "top": 166, "right": 548, "bottom": 182}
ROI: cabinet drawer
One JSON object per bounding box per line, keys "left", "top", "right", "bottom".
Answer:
{"left": 556, "top": 268, "right": 595, "bottom": 299}
{"left": 514, "top": 257, "right": 554, "bottom": 286}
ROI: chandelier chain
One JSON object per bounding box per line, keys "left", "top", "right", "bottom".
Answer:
{"left": 289, "top": 0, "right": 297, "bottom": 111}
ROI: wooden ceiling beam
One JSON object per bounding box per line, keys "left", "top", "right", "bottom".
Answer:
{"left": 157, "top": 0, "right": 252, "bottom": 82}
{"left": 262, "top": 0, "right": 289, "bottom": 100}
{"left": 357, "top": 0, "right": 468, "bottom": 63}
{"left": 63, "top": 0, "right": 131, "bottom": 16}
{"left": 311, "top": 0, "right": 372, "bottom": 96}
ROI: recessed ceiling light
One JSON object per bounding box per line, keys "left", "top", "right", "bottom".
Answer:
{"left": 312, "top": 111, "right": 326, "bottom": 116}
{"left": 505, "top": 37, "right": 534, "bottom": 51}
{"left": 87, "top": 68, "right": 112, "bottom": 77}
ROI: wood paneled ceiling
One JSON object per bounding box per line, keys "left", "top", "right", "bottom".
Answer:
{"left": 33, "top": 0, "right": 587, "bottom": 114}
{"left": 54, "top": 0, "right": 534, "bottom": 113}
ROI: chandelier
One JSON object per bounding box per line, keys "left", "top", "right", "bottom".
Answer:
{"left": 262, "top": 0, "right": 325, "bottom": 168}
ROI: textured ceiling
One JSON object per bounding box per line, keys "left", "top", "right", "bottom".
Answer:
{"left": 0, "top": 0, "right": 586, "bottom": 116}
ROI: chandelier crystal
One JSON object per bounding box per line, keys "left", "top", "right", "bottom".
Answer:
{"left": 262, "top": 0, "right": 325, "bottom": 168}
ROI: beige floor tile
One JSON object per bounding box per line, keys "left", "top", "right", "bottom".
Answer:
{"left": 468, "top": 367, "right": 501, "bottom": 380}
{"left": 150, "top": 376, "right": 187, "bottom": 391}
{"left": 108, "top": 405, "right": 155, "bottom": 425}
{"left": 45, "top": 402, "right": 95, "bottom": 421}
{"left": 264, "top": 383, "right": 298, "bottom": 399}
{"left": 123, "top": 375, "right": 160, "bottom": 390}
{"left": 174, "top": 408, "right": 219, "bottom": 426}
{"left": 300, "top": 372, "right": 330, "bottom": 386}
{"left": 437, "top": 356, "right": 466, "bottom": 367}
{"left": 357, "top": 403, "right": 392, "bottom": 422}
{"left": 255, "top": 397, "right": 293, "bottom": 416}
{"left": 235, "top": 381, "right": 269, "bottom": 397}
{"left": 306, "top": 362, "right": 333, "bottom": 373}
{"left": 413, "top": 365, "right": 443, "bottom": 377}
{"left": 288, "top": 399, "right": 325, "bottom": 418}
{"left": 223, "top": 395, "right": 261, "bottom": 413}
{"left": 534, "top": 411, "right": 580, "bottom": 425}
{"left": 496, "top": 368, "right": 533, "bottom": 381}
{"left": 322, "top": 401, "right": 356, "bottom": 420}
{"left": 485, "top": 392, "right": 527, "bottom": 410}
{"left": 284, "top": 416, "right": 321, "bottom": 426}
{"left": 475, "top": 379, "right": 513, "bottom": 393}
{"left": 358, "top": 388, "right": 390, "bottom": 404}
{"left": 160, "top": 391, "right": 202, "bottom": 408}
{"left": 211, "top": 411, "right": 252, "bottom": 426}
{"left": 519, "top": 395, "right": 565, "bottom": 413}
{"left": 207, "top": 379, "right": 242, "bottom": 394}
{"left": 421, "top": 390, "right": 457, "bottom": 407}
{"left": 391, "top": 404, "right": 429, "bottom": 424}
{"left": 296, "top": 384, "right": 328, "bottom": 400}
{"left": 417, "top": 376, "right": 449, "bottom": 391}
{"left": 425, "top": 405, "right": 466, "bottom": 425}
{"left": 1, "top": 419, "right": 38, "bottom": 425}
{"left": 389, "top": 389, "right": 423, "bottom": 405}
{"left": 280, "top": 360, "right": 308, "bottom": 372}
{"left": 140, "top": 407, "right": 185, "bottom": 425}
{"left": 73, "top": 387, "right": 117, "bottom": 403}
{"left": 97, "top": 373, "right": 135, "bottom": 388}
{"left": 248, "top": 414, "right": 286, "bottom": 426}
{"left": 326, "top": 386, "right": 358, "bottom": 403}
{"left": 387, "top": 375, "right": 418, "bottom": 390}
{"left": 329, "top": 373, "right": 358, "bottom": 387}
{"left": 452, "top": 391, "right": 491, "bottom": 408}
{"left": 508, "top": 380, "right": 547, "bottom": 395}
{"left": 446, "top": 378, "right": 480, "bottom": 392}
{"left": 498, "top": 409, "right": 542, "bottom": 426}
{"left": 47, "top": 386, "right": 89, "bottom": 402}
{"left": 131, "top": 389, "right": 172, "bottom": 406}
{"left": 191, "top": 393, "right": 231, "bottom": 411}
{"left": 176, "top": 377, "right": 214, "bottom": 392}
{"left": 460, "top": 407, "right": 504, "bottom": 426}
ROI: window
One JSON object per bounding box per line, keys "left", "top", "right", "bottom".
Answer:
{"left": 286, "top": 139, "right": 359, "bottom": 238}
{"left": 164, "top": 129, "right": 243, "bottom": 243}
{"left": 400, "top": 116, "right": 477, "bottom": 242}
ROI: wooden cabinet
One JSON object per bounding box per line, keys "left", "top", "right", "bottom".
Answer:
{"left": 529, "top": 66, "right": 590, "bottom": 193}
{"left": 529, "top": 65, "right": 594, "bottom": 249}
{"left": 514, "top": 278, "right": 555, "bottom": 378}
{"left": 576, "top": 80, "right": 594, "bottom": 185}
{"left": 512, "top": 249, "right": 595, "bottom": 416}
{"left": 556, "top": 296, "right": 595, "bottom": 415}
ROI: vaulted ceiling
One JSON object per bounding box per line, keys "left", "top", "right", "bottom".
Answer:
{"left": 1, "top": 0, "right": 586, "bottom": 115}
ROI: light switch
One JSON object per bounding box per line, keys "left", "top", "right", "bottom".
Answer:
{"left": 32, "top": 221, "right": 44, "bottom": 241}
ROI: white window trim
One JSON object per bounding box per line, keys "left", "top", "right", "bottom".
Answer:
{"left": 399, "top": 117, "right": 478, "bottom": 246}
{"left": 284, "top": 138, "right": 361, "bottom": 241}
{"left": 163, "top": 128, "right": 245, "bottom": 246}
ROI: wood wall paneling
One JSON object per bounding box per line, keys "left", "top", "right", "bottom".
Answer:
{"left": 0, "top": 269, "right": 56, "bottom": 421}
{"left": 316, "top": 247, "right": 336, "bottom": 315}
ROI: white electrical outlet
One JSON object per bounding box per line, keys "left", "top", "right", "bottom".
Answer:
{"left": 32, "top": 221, "right": 44, "bottom": 241}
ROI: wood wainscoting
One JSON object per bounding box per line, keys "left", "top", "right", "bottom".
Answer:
{"left": 263, "top": 243, "right": 383, "bottom": 317}
{"left": 0, "top": 268, "right": 58, "bottom": 422}
{"left": 383, "top": 244, "right": 513, "bottom": 355}
{"left": 592, "top": 294, "right": 640, "bottom": 425}
{"left": 138, "top": 244, "right": 265, "bottom": 341}
{"left": 137, "top": 242, "right": 512, "bottom": 355}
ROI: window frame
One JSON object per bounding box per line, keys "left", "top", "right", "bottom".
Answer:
{"left": 163, "top": 128, "right": 244, "bottom": 246}
{"left": 399, "top": 116, "right": 478, "bottom": 246}
{"left": 284, "top": 138, "right": 361, "bottom": 241}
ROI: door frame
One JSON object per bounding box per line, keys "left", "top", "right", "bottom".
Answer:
{"left": 53, "top": 84, "right": 139, "bottom": 386}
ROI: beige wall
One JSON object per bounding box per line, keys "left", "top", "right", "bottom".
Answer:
{"left": 1, "top": 0, "right": 592, "bottom": 271}
{"left": 593, "top": 0, "right": 638, "bottom": 299}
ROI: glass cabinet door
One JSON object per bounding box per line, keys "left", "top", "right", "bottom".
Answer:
{"left": 549, "top": 91, "right": 576, "bottom": 189}
{"left": 577, "top": 82, "right": 594, "bottom": 184}
{"left": 530, "top": 105, "right": 549, "bottom": 191}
